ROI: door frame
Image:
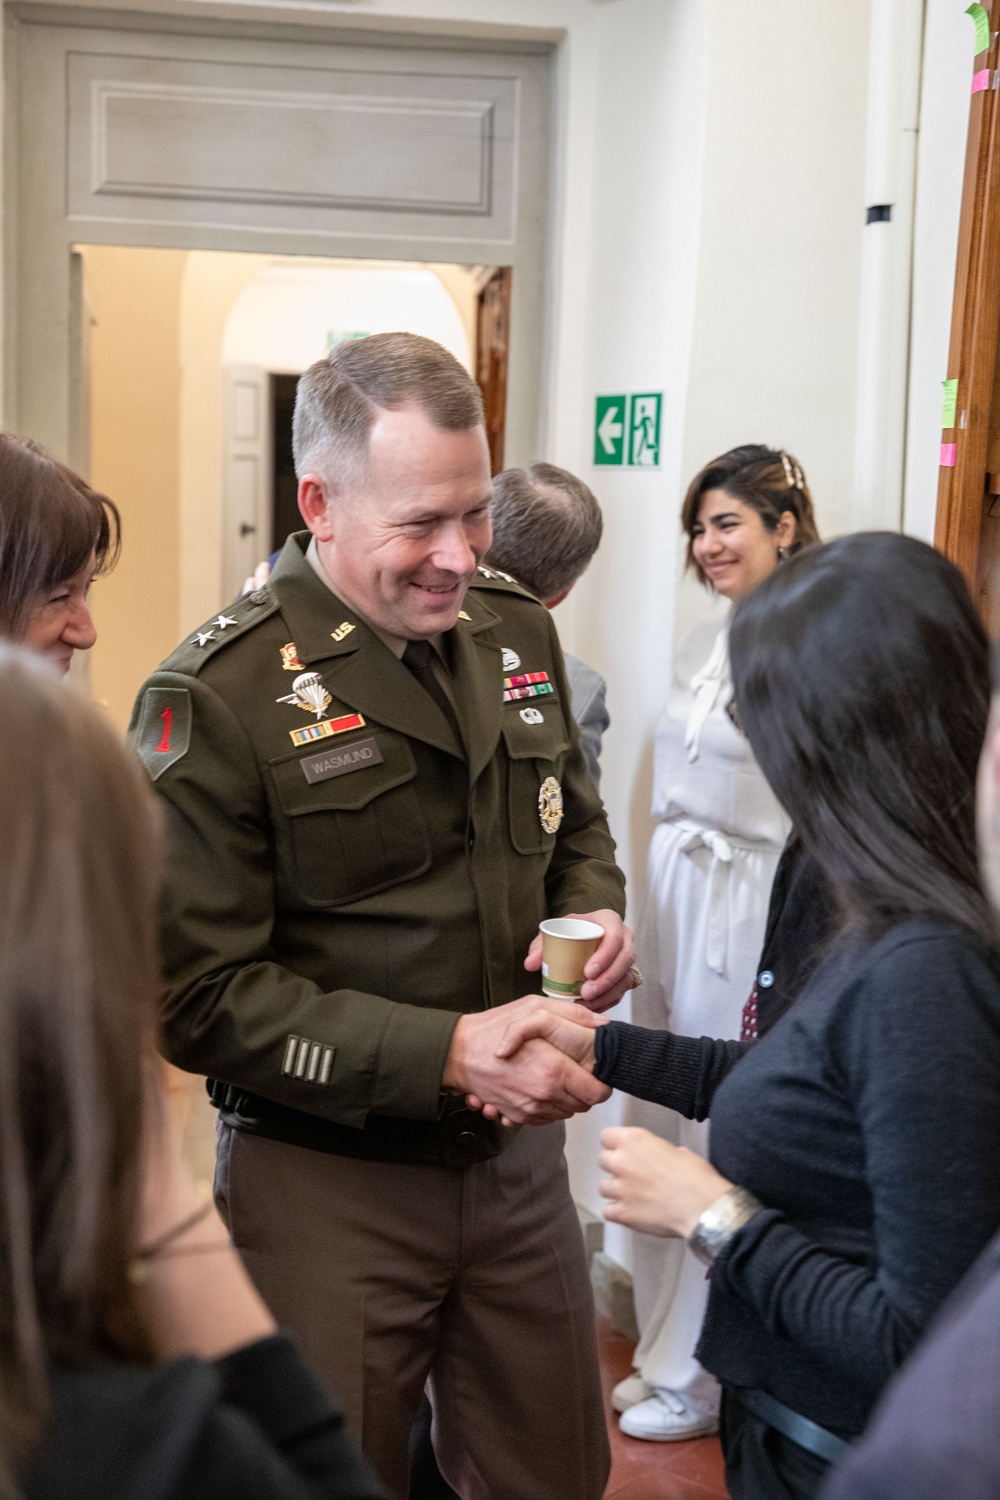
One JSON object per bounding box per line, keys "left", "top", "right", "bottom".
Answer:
{"left": 3, "top": 4, "right": 554, "bottom": 477}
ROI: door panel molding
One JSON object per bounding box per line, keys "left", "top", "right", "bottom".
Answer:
{"left": 71, "top": 51, "right": 515, "bottom": 235}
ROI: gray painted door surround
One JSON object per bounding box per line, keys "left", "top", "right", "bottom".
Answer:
{"left": 6, "top": 6, "right": 552, "bottom": 468}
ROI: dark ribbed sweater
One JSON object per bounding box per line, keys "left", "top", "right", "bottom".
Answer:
{"left": 594, "top": 922, "right": 1000, "bottom": 1438}
{"left": 25, "top": 1333, "right": 384, "bottom": 1500}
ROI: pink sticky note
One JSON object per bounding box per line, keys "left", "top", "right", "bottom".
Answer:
{"left": 940, "top": 443, "right": 957, "bottom": 467}
{"left": 973, "top": 68, "right": 991, "bottom": 91}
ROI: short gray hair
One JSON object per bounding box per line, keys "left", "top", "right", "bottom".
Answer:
{"left": 292, "top": 332, "right": 485, "bottom": 488}
{"left": 486, "top": 463, "right": 603, "bottom": 601}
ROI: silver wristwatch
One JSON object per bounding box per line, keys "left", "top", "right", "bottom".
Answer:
{"left": 687, "top": 1186, "right": 762, "bottom": 1267}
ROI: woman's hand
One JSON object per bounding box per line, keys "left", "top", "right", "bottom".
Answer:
{"left": 599, "top": 1126, "right": 734, "bottom": 1238}
{"left": 463, "top": 999, "right": 607, "bottom": 1124}
{"left": 494, "top": 998, "right": 606, "bottom": 1068}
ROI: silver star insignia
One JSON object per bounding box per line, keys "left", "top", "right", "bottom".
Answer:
{"left": 193, "top": 630, "right": 216, "bottom": 647}
{"left": 215, "top": 615, "right": 238, "bottom": 630}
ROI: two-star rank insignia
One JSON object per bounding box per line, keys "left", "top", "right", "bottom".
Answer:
{"left": 214, "top": 614, "right": 238, "bottom": 631}
{"left": 503, "top": 671, "right": 553, "bottom": 704}
{"left": 280, "top": 642, "right": 304, "bottom": 672}
{"left": 192, "top": 630, "right": 215, "bottom": 647}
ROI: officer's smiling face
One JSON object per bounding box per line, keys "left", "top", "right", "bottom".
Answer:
{"left": 304, "top": 404, "right": 494, "bottom": 640}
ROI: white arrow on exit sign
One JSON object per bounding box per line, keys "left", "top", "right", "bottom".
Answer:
{"left": 598, "top": 406, "right": 623, "bottom": 454}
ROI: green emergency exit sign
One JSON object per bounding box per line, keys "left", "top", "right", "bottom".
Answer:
{"left": 593, "top": 392, "right": 662, "bottom": 467}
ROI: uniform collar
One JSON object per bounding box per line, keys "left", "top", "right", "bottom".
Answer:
{"left": 270, "top": 534, "right": 504, "bottom": 774}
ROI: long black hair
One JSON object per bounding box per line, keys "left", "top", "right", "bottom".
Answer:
{"left": 729, "top": 532, "right": 995, "bottom": 946}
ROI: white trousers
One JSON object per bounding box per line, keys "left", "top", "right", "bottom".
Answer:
{"left": 627, "top": 818, "right": 781, "bottom": 1408}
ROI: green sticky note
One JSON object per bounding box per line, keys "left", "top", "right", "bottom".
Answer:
{"left": 967, "top": 3, "right": 991, "bottom": 54}
{"left": 942, "top": 378, "right": 959, "bottom": 429}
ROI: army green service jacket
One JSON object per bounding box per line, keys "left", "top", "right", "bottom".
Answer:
{"left": 131, "top": 535, "right": 625, "bottom": 1159}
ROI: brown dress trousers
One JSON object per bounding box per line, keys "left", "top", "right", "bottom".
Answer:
{"left": 215, "top": 1119, "right": 609, "bottom": 1500}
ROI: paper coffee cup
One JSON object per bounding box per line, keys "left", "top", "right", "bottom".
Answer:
{"left": 539, "top": 918, "right": 604, "bottom": 998}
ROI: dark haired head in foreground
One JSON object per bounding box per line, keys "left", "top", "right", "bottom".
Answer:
{"left": 0, "top": 647, "right": 159, "bottom": 1481}
{"left": 0, "top": 649, "right": 382, "bottom": 1500}
{"left": 729, "top": 531, "right": 993, "bottom": 946}
{"left": 0, "top": 434, "right": 119, "bottom": 670}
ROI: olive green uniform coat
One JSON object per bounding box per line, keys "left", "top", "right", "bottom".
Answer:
{"left": 132, "top": 534, "right": 625, "bottom": 1157}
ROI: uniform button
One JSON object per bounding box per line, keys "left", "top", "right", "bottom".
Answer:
{"left": 456, "top": 1130, "right": 478, "bottom": 1147}
{"left": 249, "top": 589, "right": 269, "bottom": 605}
{"left": 758, "top": 970, "right": 775, "bottom": 989}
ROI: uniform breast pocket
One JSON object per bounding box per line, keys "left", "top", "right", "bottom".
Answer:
{"left": 502, "top": 713, "right": 570, "bottom": 855}
{"left": 269, "top": 734, "right": 431, "bottom": 907}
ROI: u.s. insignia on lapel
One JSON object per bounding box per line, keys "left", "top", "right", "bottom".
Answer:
{"left": 503, "top": 671, "right": 554, "bottom": 704}
{"left": 276, "top": 672, "right": 332, "bottom": 720}
{"left": 331, "top": 621, "right": 356, "bottom": 644}
{"left": 538, "top": 776, "right": 564, "bottom": 834}
{"left": 280, "top": 642, "right": 304, "bottom": 672}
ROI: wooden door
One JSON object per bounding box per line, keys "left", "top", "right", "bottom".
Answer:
{"left": 475, "top": 266, "right": 512, "bottom": 476}
{"left": 934, "top": 3, "right": 1000, "bottom": 624}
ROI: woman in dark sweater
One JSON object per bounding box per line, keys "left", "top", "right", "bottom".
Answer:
{"left": 0, "top": 647, "right": 382, "bottom": 1500}
{"left": 498, "top": 534, "right": 1000, "bottom": 1499}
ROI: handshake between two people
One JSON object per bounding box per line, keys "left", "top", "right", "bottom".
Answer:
{"left": 440, "top": 909, "right": 635, "bottom": 1128}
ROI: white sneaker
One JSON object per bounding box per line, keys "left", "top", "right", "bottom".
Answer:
{"left": 618, "top": 1389, "right": 719, "bottom": 1442}
{"left": 611, "top": 1374, "right": 652, "bottom": 1413}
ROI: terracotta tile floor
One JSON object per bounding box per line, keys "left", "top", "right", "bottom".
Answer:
{"left": 597, "top": 1317, "right": 728, "bottom": 1500}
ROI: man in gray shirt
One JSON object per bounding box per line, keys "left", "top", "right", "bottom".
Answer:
{"left": 487, "top": 463, "right": 609, "bottom": 789}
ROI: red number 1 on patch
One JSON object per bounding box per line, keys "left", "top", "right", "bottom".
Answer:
{"left": 156, "top": 707, "right": 172, "bottom": 753}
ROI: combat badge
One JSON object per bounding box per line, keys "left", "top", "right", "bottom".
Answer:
{"left": 538, "top": 776, "right": 564, "bottom": 834}
{"left": 280, "top": 642, "right": 304, "bottom": 671}
{"left": 277, "top": 672, "right": 332, "bottom": 719}
{"left": 520, "top": 707, "right": 544, "bottom": 725}
{"left": 502, "top": 647, "right": 521, "bottom": 672}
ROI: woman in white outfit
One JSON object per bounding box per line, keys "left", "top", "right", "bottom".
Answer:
{"left": 614, "top": 445, "right": 820, "bottom": 1441}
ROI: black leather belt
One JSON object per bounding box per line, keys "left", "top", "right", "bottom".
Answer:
{"left": 207, "top": 1079, "right": 513, "bottom": 1167}
{"left": 734, "top": 1387, "right": 853, "bottom": 1465}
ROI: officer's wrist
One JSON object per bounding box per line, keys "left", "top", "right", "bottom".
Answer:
{"left": 440, "top": 1014, "right": 473, "bottom": 1095}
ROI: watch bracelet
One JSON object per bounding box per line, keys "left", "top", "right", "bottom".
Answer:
{"left": 687, "top": 1185, "right": 762, "bottom": 1267}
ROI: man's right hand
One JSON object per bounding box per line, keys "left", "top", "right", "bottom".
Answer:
{"left": 441, "top": 996, "right": 611, "bottom": 1125}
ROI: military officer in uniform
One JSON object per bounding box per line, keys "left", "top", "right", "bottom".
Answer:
{"left": 131, "top": 333, "right": 634, "bottom": 1500}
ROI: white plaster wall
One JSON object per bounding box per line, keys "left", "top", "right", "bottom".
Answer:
{"left": 553, "top": 0, "right": 872, "bottom": 1244}
{"left": 547, "top": 0, "right": 709, "bottom": 1257}
{"left": 903, "top": 0, "right": 975, "bottom": 542}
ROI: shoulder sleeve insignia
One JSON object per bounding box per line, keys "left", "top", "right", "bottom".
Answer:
{"left": 131, "top": 687, "right": 192, "bottom": 781}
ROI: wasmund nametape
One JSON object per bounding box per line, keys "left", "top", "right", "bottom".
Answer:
{"left": 300, "top": 737, "right": 383, "bottom": 783}
{"left": 289, "top": 711, "right": 365, "bottom": 747}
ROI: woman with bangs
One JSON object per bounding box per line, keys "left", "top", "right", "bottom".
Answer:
{"left": 0, "top": 434, "right": 119, "bottom": 671}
